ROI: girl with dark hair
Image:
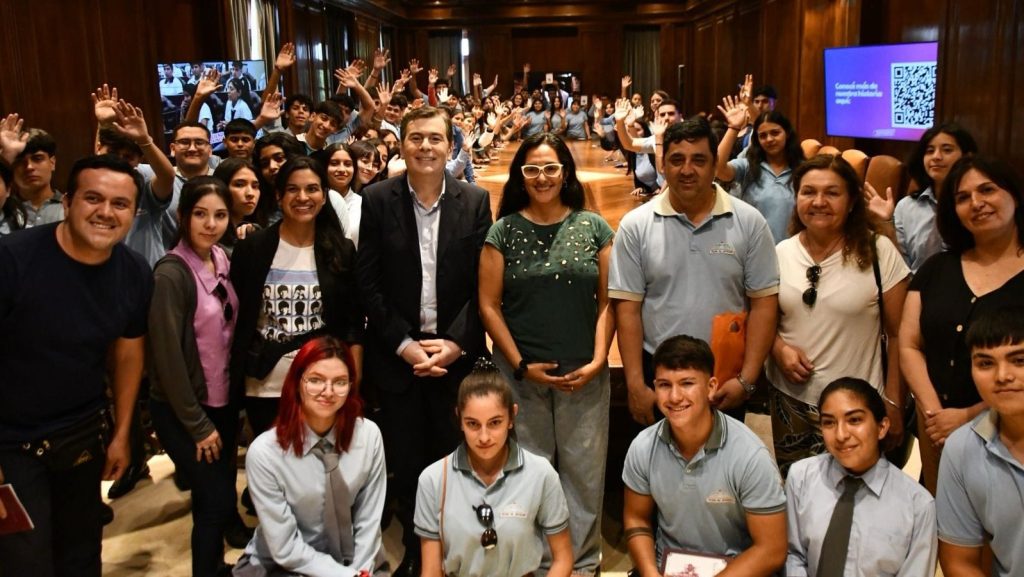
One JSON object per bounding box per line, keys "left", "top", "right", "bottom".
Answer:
{"left": 891, "top": 123, "right": 979, "bottom": 273}
{"left": 767, "top": 155, "right": 909, "bottom": 475}
{"left": 230, "top": 157, "right": 363, "bottom": 439}
{"left": 480, "top": 132, "right": 614, "bottom": 574}
{"left": 414, "top": 360, "right": 573, "bottom": 577}
{"left": 234, "top": 337, "right": 388, "bottom": 577}
{"left": 321, "top": 142, "right": 362, "bottom": 248}
{"left": 0, "top": 159, "right": 25, "bottom": 235}
{"left": 900, "top": 155, "right": 1024, "bottom": 493}
{"left": 212, "top": 157, "right": 263, "bottom": 253}
{"left": 348, "top": 139, "right": 384, "bottom": 193}
{"left": 523, "top": 97, "right": 549, "bottom": 138}
{"left": 717, "top": 97, "right": 806, "bottom": 243}
{"left": 147, "top": 176, "right": 245, "bottom": 576}
{"left": 785, "top": 378, "right": 936, "bottom": 575}
{"left": 547, "top": 94, "right": 566, "bottom": 136}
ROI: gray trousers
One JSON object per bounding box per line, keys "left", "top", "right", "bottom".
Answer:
{"left": 494, "top": 350, "right": 610, "bottom": 576}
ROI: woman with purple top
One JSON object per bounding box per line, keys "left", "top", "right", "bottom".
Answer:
{"left": 147, "top": 176, "right": 244, "bottom": 577}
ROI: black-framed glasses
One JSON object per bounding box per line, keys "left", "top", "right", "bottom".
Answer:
{"left": 473, "top": 503, "right": 498, "bottom": 550}
{"left": 520, "top": 163, "right": 563, "bottom": 179}
{"left": 212, "top": 283, "right": 234, "bottom": 322}
{"left": 802, "top": 265, "right": 821, "bottom": 307}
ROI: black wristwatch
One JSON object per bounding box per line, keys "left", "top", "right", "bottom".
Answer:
{"left": 513, "top": 359, "right": 529, "bottom": 381}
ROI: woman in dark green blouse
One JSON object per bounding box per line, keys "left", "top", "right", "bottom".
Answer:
{"left": 479, "top": 132, "right": 614, "bottom": 576}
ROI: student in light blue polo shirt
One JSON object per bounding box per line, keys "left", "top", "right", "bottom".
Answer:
{"left": 610, "top": 117, "right": 779, "bottom": 426}
{"left": 415, "top": 359, "right": 573, "bottom": 577}
{"left": 937, "top": 307, "right": 1024, "bottom": 577}
{"left": 622, "top": 335, "right": 787, "bottom": 576}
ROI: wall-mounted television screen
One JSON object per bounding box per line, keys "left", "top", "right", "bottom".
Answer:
{"left": 156, "top": 60, "right": 269, "bottom": 151}
{"left": 824, "top": 42, "right": 938, "bottom": 142}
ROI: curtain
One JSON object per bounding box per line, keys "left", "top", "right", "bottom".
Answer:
{"left": 227, "top": 0, "right": 251, "bottom": 60}
{"left": 622, "top": 27, "right": 661, "bottom": 106}
{"left": 428, "top": 33, "right": 461, "bottom": 96}
{"left": 253, "top": 0, "right": 278, "bottom": 68}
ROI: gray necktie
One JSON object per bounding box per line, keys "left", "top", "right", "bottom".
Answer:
{"left": 311, "top": 438, "right": 354, "bottom": 565}
{"left": 818, "top": 476, "right": 864, "bottom": 577}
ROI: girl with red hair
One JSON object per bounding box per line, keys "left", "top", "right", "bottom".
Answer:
{"left": 233, "top": 337, "right": 388, "bottom": 577}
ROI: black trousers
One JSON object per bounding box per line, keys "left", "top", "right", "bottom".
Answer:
{"left": 0, "top": 426, "right": 106, "bottom": 577}
{"left": 150, "top": 399, "right": 240, "bottom": 577}
{"left": 377, "top": 368, "right": 467, "bottom": 554}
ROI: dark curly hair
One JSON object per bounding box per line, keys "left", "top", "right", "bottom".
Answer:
{"left": 906, "top": 122, "right": 978, "bottom": 194}
{"left": 498, "top": 132, "right": 585, "bottom": 218}
{"left": 742, "top": 111, "right": 804, "bottom": 189}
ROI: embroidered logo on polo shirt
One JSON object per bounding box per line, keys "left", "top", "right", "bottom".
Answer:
{"left": 709, "top": 242, "right": 736, "bottom": 256}
{"left": 499, "top": 502, "right": 528, "bottom": 519}
{"left": 706, "top": 489, "right": 736, "bottom": 504}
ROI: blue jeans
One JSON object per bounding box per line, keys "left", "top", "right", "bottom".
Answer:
{"left": 0, "top": 421, "right": 106, "bottom": 577}
{"left": 150, "top": 399, "right": 240, "bottom": 577}
{"left": 494, "top": 350, "right": 610, "bottom": 575}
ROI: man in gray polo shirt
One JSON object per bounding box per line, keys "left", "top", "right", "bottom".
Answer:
{"left": 610, "top": 116, "right": 779, "bottom": 424}
{"left": 623, "top": 335, "right": 786, "bottom": 576}
{"left": 936, "top": 307, "right": 1024, "bottom": 577}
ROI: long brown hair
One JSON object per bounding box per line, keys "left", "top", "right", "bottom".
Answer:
{"left": 789, "top": 154, "right": 877, "bottom": 269}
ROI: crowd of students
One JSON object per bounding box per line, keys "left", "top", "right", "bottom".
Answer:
{"left": 0, "top": 40, "right": 1022, "bottom": 577}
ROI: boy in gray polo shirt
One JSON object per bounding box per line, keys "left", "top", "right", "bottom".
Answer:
{"left": 937, "top": 307, "right": 1024, "bottom": 577}
{"left": 622, "top": 335, "right": 786, "bottom": 576}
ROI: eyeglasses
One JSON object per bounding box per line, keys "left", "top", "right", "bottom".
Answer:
{"left": 520, "top": 163, "right": 563, "bottom": 179}
{"left": 212, "top": 283, "right": 234, "bottom": 321}
{"left": 803, "top": 265, "right": 821, "bottom": 307}
{"left": 173, "top": 138, "right": 211, "bottom": 149}
{"left": 473, "top": 503, "right": 498, "bottom": 550}
{"left": 302, "top": 376, "right": 351, "bottom": 396}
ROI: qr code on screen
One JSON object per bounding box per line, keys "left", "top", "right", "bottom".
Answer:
{"left": 891, "top": 62, "right": 936, "bottom": 129}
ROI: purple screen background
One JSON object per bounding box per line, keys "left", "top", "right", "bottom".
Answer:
{"left": 824, "top": 42, "right": 938, "bottom": 142}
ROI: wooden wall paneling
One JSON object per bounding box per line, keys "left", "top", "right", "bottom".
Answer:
{"left": 672, "top": 24, "right": 693, "bottom": 113}
{"left": 761, "top": 0, "right": 801, "bottom": 130}
{"left": 1009, "top": 0, "right": 1024, "bottom": 168}
{"left": 709, "top": 9, "right": 737, "bottom": 116}
{"left": 658, "top": 23, "right": 676, "bottom": 96}
{"left": 794, "top": 0, "right": 857, "bottom": 148}
{"left": 579, "top": 24, "right": 623, "bottom": 97}
{"left": 691, "top": 16, "right": 717, "bottom": 115}
{"left": 510, "top": 28, "right": 579, "bottom": 84}
{"left": 469, "top": 28, "right": 514, "bottom": 95}
{"left": 733, "top": 1, "right": 761, "bottom": 87}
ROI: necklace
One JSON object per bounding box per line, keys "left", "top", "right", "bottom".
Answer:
{"left": 801, "top": 232, "right": 844, "bottom": 264}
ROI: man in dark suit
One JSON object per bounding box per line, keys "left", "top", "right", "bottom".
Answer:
{"left": 356, "top": 106, "right": 492, "bottom": 575}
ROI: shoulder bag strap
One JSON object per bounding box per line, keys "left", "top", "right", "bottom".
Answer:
{"left": 440, "top": 455, "right": 448, "bottom": 549}
{"left": 872, "top": 242, "right": 887, "bottom": 376}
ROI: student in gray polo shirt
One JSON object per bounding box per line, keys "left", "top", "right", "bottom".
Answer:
{"left": 937, "top": 307, "right": 1024, "bottom": 576}
{"left": 414, "top": 360, "right": 573, "bottom": 577}
{"left": 622, "top": 335, "right": 787, "bottom": 576}
{"left": 610, "top": 117, "right": 779, "bottom": 425}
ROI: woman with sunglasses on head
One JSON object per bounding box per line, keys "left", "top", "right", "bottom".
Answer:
{"left": 900, "top": 156, "right": 1024, "bottom": 494}
{"left": 785, "top": 378, "right": 936, "bottom": 575}
{"left": 147, "top": 176, "right": 246, "bottom": 577}
{"left": 414, "top": 360, "right": 573, "bottom": 577}
{"left": 767, "top": 155, "right": 910, "bottom": 476}
{"left": 479, "top": 132, "right": 613, "bottom": 575}
{"left": 230, "top": 157, "right": 363, "bottom": 442}
{"left": 233, "top": 336, "right": 388, "bottom": 577}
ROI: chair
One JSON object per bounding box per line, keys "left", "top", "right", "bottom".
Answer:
{"left": 864, "top": 155, "right": 904, "bottom": 201}
{"left": 801, "top": 138, "right": 822, "bottom": 158}
{"left": 841, "top": 149, "right": 869, "bottom": 181}
{"left": 818, "top": 145, "right": 841, "bottom": 156}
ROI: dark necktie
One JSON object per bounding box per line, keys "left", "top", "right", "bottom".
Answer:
{"left": 817, "top": 476, "right": 863, "bottom": 577}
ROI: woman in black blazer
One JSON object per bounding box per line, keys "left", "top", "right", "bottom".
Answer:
{"left": 230, "top": 156, "right": 363, "bottom": 436}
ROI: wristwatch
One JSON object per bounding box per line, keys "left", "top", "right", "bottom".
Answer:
{"left": 737, "top": 374, "right": 756, "bottom": 396}
{"left": 513, "top": 359, "right": 529, "bottom": 381}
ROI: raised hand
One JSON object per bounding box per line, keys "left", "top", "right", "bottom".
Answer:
{"left": 472, "top": 73, "right": 482, "bottom": 87}
{"left": 372, "top": 48, "right": 391, "bottom": 71}
{"left": 334, "top": 67, "right": 360, "bottom": 89}
{"left": 740, "top": 73, "right": 754, "bottom": 105}
{"left": 428, "top": 68, "right": 439, "bottom": 85}
{"left": 446, "top": 63, "right": 457, "bottom": 78}
{"left": 437, "top": 87, "right": 449, "bottom": 102}
{"left": 651, "top": 115, "right": 669, "bottom": 138}
{"left": 717, "top": 95, "right": 748, "bottom": 130}
{"left": 863, "top": 181, "right": 895, "bottom": 222}
{"left": 196, "top": 68, "right": 222, "bottom": 99}
{"left": 346, "top": 58, "right": 366, "bottom": 79}
{"left": 376, "top": 82, "right": 392, "bottom": 107}
{"left": 523, "top": 63, "right": 531, "bottom": 75}
{"left": 258, "top": 91, "right": 283, "bottom": 122}
{"left": 91, "top": 84, "right": 119, "bottom": 125}
{"left": 621, "top": 75, "right": 632, "bottom": 89}
{"left": 111, "top": 100, "right": 151, "bottom": 144}
{"left": 486, "top": 112, "right": 498, "bottom": 128}
{"left": 275, "top": 42, "right": 296, "bottom": 71}
{"left": 613, "top": 98, "right": 631, "bottom": 122}
{"left": 397, "top": 68, "right": 412, "bottom": 85}
{"left": 408, "top": 59, "right": 423, "bottom": 75}
{"left": 0, "top": 113, "right": 29, "bottom": 162}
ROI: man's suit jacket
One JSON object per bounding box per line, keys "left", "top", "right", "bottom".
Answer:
{"left": 356, "top": 173, "right": 492, "bottom": 394}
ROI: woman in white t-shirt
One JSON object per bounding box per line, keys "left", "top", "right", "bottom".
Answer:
{"left": 230, "top": 157, "right": 364, "bottom": 438}
{"left": 767, "top": 154, "right": 910, "bottom": 475}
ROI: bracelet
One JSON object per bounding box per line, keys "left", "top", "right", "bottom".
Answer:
{"left": 138, "top": 140, "right": 155, "bottom": 148}
{"left": 881, "top": 393, "right": 902, "bottom": 410}
{"left": 624, "top": 527, "right": 654, "bottom": 541}
{"left": 737, "top": 374, "right": 756, "bottom": 396}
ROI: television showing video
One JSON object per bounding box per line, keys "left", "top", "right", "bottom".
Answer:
{"left": 156, "top": 60, "right": 270, "bottom": 151}
{"left": 824, "top": 42, "right": 938, "bottom": 142}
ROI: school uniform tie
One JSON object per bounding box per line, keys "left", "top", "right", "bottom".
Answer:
{"left": 311, "top": 438, "right": 354, "bottom": 565}
{"left": 817, "top": 476, "right": 863, "bottom": 577}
